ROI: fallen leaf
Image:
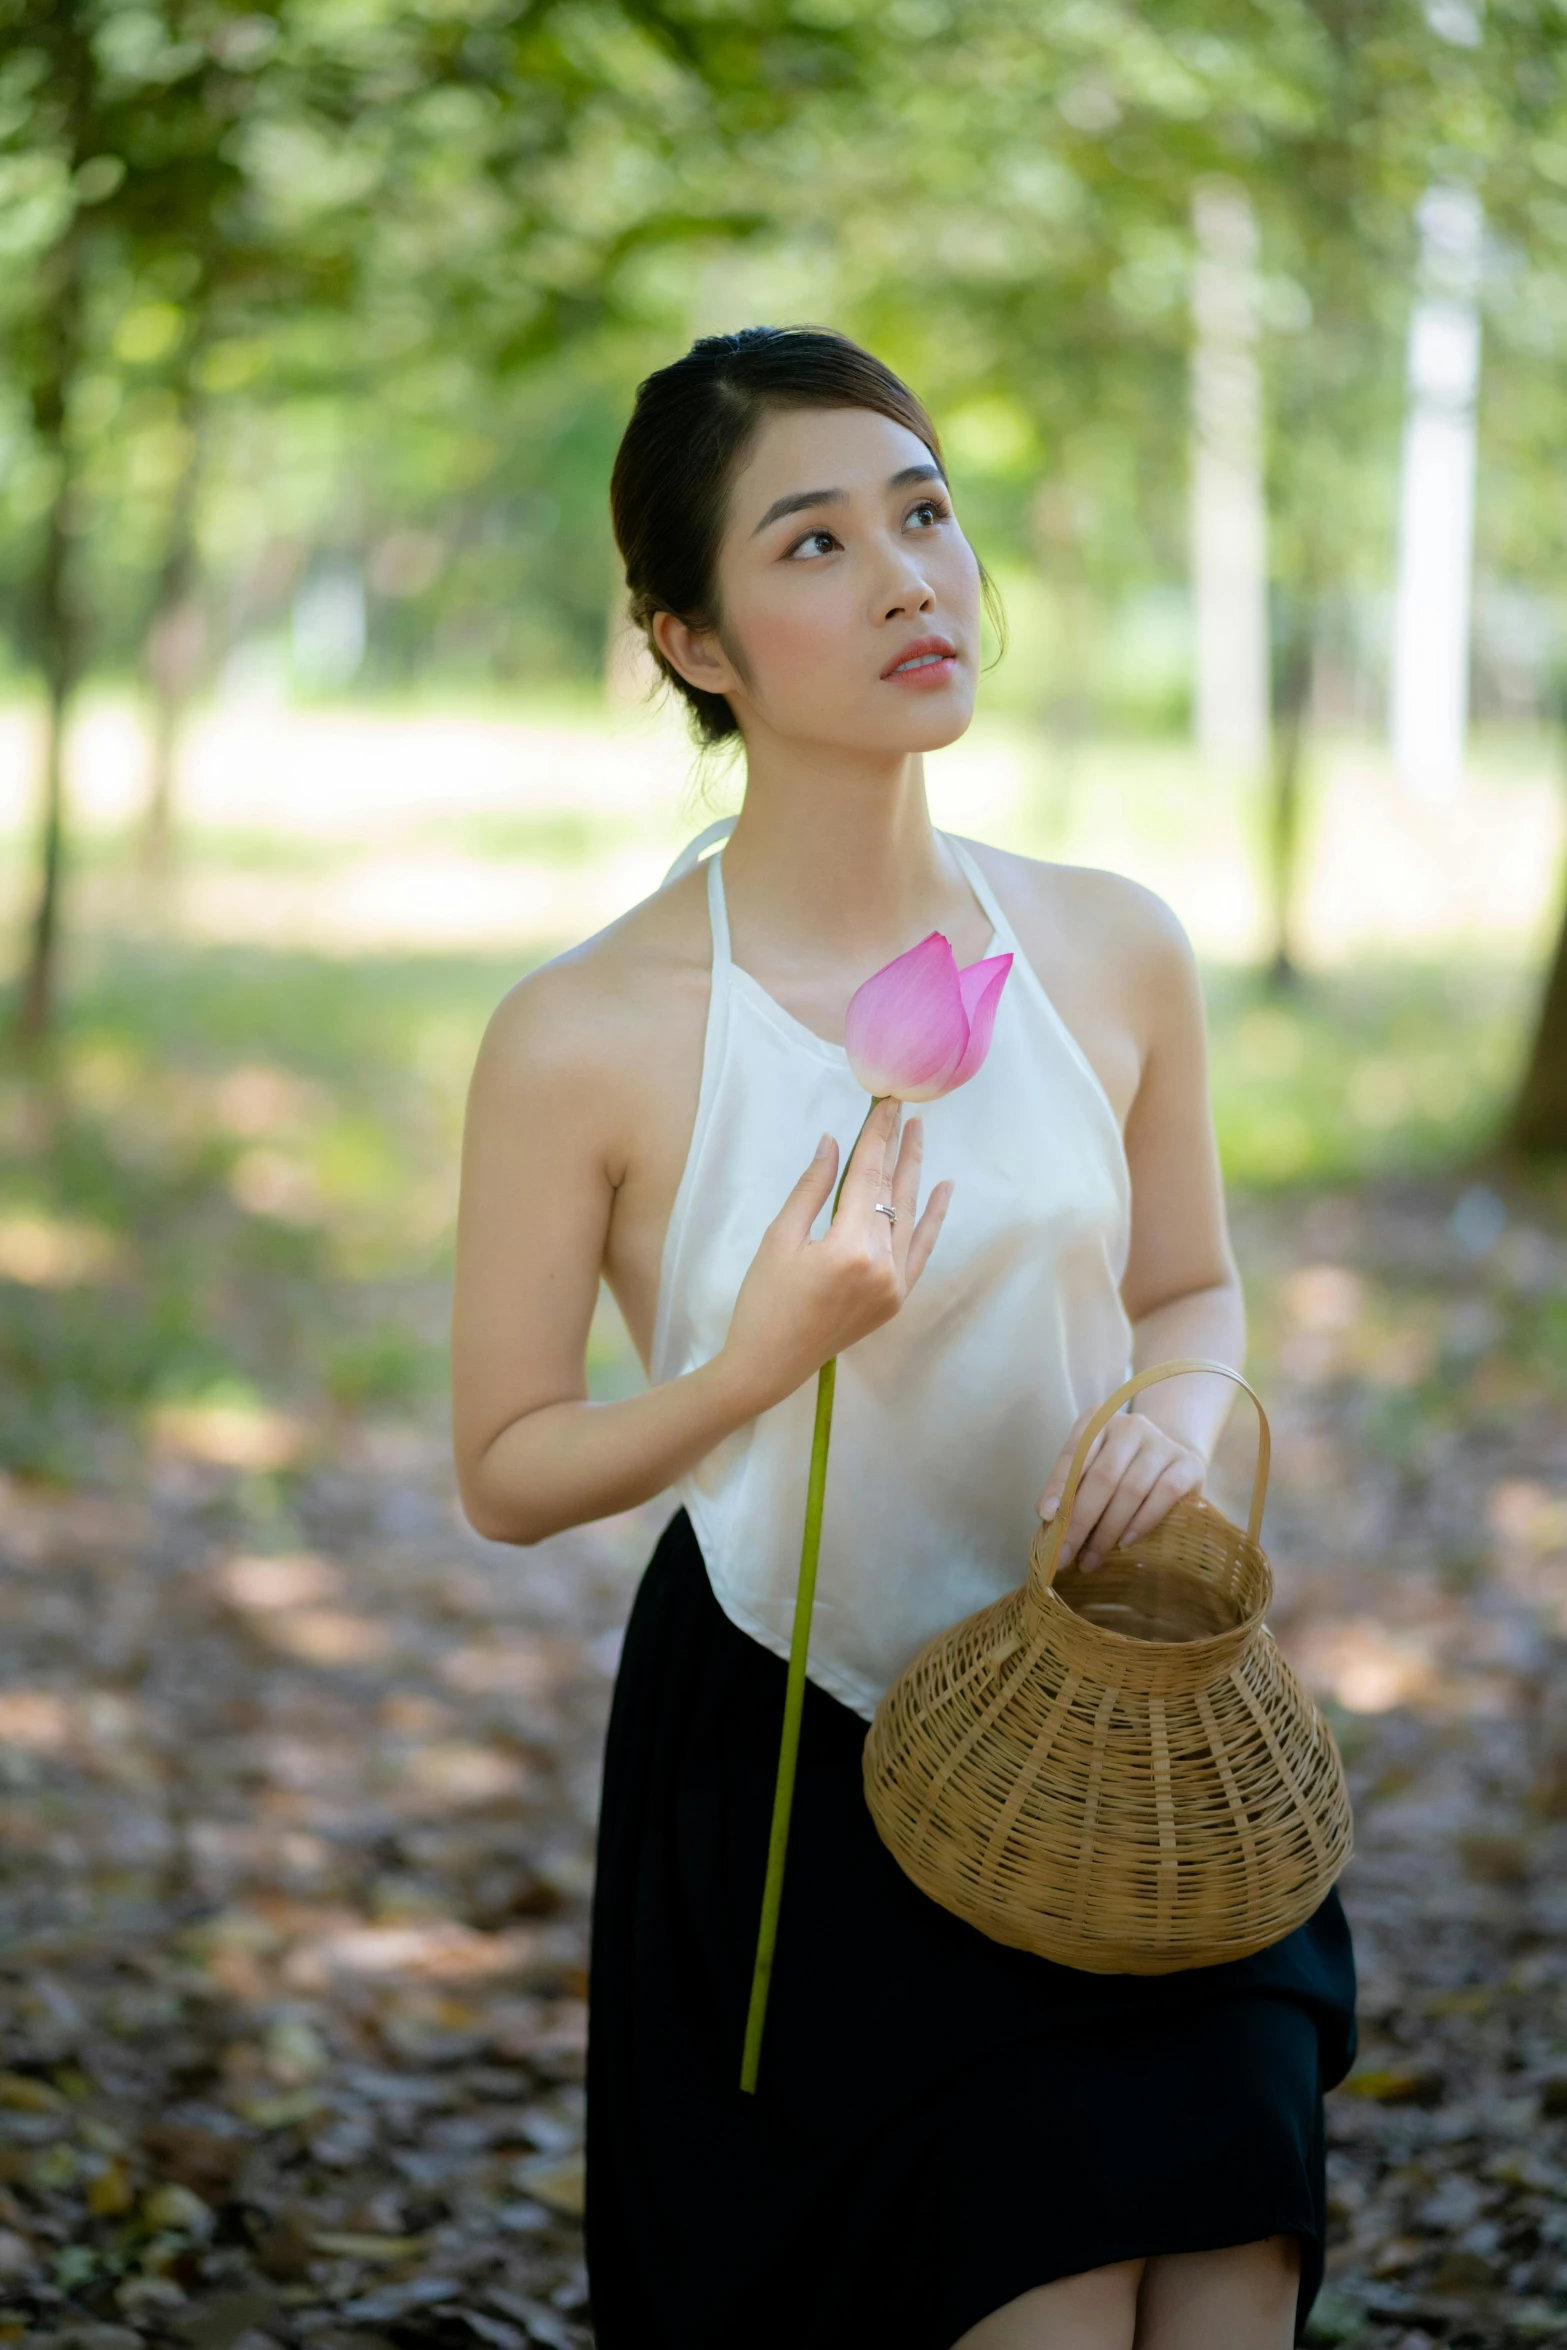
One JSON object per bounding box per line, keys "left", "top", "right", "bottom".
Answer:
{"left": 86, "top": 2160, "right": 135, "bottom": 2217}
{"left": 510, "top": 2155, "right": 585, "bottom": 2219}
{"left": 142, "top": 2182, "right": 217, "bottom": 2240}
{"left": 1369, "top": 2235, "right": 1424, "bottom": 2276}
{"left": 1341, "top": 2065, "right": 1443, "bottom": 2106}
{"left": 308, "top": 2230, "right": 428, "bottom": 2260}
{"left": 238, "top": 2087, "right": 332, "bottom": 2130}
{"left": 0, "top": 2228, "right": 34, "bottom": 2279}
{"left": 141, "top": 2122, "right": 251, "bottom": 2198}
{"left": 0, "top": 2072, "right": 66, "bottom": 2113}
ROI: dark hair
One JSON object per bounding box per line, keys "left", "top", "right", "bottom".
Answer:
{"left": 610, "top": 325, "right": 951, "bottom": 747}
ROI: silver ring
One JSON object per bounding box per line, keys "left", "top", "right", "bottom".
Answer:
{"left": 874, "top": 1201, "right": 898, "bottom": 1226}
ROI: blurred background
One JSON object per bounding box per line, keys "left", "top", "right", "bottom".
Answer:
{"left": 6, "top": 2, "right": 1567, "bottom": 2346}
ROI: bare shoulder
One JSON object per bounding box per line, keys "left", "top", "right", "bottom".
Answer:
{"left": 470, "top": 867, "right": 711, "bottom": 1114}
{"left": 955, "top": 840, "right": 1199, "bottom": 1119}
{"left": 961, "top": 839, "right": 1193, "bottom": 988}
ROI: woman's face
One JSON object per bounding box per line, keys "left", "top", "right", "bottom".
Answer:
{"left": 656, "top": 403, "right": 983, "bottom": 757}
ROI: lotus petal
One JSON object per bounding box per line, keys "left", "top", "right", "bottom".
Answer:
{"left": 946, "top": 953, "right": 1013, "bottom": 1091}
{"left": 843, "top": 933, "right": 968, "bottom": 1102}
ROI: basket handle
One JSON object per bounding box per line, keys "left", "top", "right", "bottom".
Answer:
{"left": 1029, "top": 1359, "right": 1271, "bottom": 1599}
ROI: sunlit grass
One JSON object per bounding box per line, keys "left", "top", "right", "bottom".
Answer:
{"left": 0, "top": 920, "right": 1541, "bottom": 1480}
{"left": 1, "top": 699, "right": 1559, "bottom": 970}
{"left": 0, "top": 944, "right": 503, "bottom": 1478}
{"left": 1206, "top": 959, "right": 1533, "bottom": 1187}
{"left": 0, "top": 694, "right": 1555, "bottom": 1478}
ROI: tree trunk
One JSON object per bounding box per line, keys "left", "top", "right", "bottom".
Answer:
{"left": 17, "top": 246, "right": 85, "bottom": 1047}
{"left": 1506, "top": 688, "right": 1567, "bottom": 1152}
{"left": 19, "top": 666, "right": 72, "bottom": 1046}
{"left": 1509, "top": 902, "right": 1567, "bottom": 1153}
{"left": 14, "top": 0, "right": 94, "bottom": 1047}
{"left": 1266, "top": 600, "right": 1314, "bottom": 989}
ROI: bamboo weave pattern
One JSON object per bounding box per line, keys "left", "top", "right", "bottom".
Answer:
{"left": 863, "top": 1362, "right": 1352, "bottom": 1974}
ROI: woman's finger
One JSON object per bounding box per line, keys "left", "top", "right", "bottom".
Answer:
{"left": 885, "top": 1115, "right": 924, "bottom": 1269}
{"left": 889, "top": 1112, "right": 923, "bottom": 1215}
{"left": 1076, "top": 1446, "right": 1168, "bottom": 1569}
{"left": 771, "top": 1131, "right": 840, "bottom": 1247}
{"left": 1118, "top": 1458, "right": 1203, "bottom": 1550}
{"left": 1037, "top": 1412, "right": 1095, "bottom": 1522}
{"left": 888, "top": 1113, "right": 925, "bottom": 1269}
{"left": 839, "top": 1095, "right": 901, "bottom": 1224}
{"left": 902, "top": 1178, "right": 953, "bottom": 1290}
{"left": 1057, "top": 1423, "right": 1142, "bottom": 1563}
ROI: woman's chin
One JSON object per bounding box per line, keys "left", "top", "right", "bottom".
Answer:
{"left": 754, "top": 688, "right": 978, "bottom": 761}
{"left": 829, "top": 715, "right": 977, "bottom": 758}
{"left": 849, "top": 689, "right": 980, "bottom": 755}
{"left": 893, "top": 695, "right": 977, "bottom": 755}
{"left": 915, "top": 704, "right": 978, "bottom": 752}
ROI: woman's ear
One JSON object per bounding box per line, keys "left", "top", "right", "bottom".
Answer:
{"left": 652, "top": 609, "right": 743, "bottom": 698}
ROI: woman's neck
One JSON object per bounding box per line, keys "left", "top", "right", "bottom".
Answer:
{"left": 719, "top": 742, "right": 977, "bottom": 970}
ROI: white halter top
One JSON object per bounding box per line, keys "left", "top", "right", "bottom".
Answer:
{"left": 650, "top": 828, "right": 1133, "bottom": 1721}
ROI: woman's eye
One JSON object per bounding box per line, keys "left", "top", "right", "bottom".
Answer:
{"left": 908, "top": 499, "right": 949, "bottom": 529}
{"left": 787, "top": 529, "right": 839, "bottom": 559}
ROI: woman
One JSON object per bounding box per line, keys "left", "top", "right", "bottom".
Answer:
{"left": 452, "top": 326, "right": 1355, "bottom": 2350}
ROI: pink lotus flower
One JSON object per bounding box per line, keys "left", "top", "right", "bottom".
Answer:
{"left": 741, "top": 922, "right": 1013, "bottom": 2097}
{"left": 844, "top": 934, "right": 1013, "bottom": 1101}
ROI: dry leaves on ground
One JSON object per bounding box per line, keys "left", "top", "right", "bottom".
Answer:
{"left": 0, "top": 1420, "right": 652, "bottom": 2350}
{"left": 4, "top": 1174, "right": 1567, "bottom": 2349}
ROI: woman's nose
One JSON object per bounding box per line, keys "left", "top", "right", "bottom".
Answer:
{"left": 876, "top": 545, "right": 936, "bottom": 619}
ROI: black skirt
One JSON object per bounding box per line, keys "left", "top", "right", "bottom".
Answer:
{"left": 586, "top": 1510, "right": 1357, "bottom": 2349}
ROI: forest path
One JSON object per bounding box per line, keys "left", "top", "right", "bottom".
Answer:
{"left": 5, "top": 1174, "right": 1567, "bottom": 2350}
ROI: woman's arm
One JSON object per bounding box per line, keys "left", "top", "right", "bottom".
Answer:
{"left": 451, "top": 970, "right": 951, "bottom": 1546}
{"left": 1036, "top": 893, "right": 1245, "bottom": 1567}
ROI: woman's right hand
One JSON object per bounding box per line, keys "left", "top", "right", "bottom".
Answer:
{"left": 717, "top": 1097, "right": 953, "bottom": 1416}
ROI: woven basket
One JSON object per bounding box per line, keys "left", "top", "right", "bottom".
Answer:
{"left": 862, "top": 1359, "right": 1352, "bottom": 1974}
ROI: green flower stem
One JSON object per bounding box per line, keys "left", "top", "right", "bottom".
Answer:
{"left": 741, "top": 1098, "right": 881, "bottom": 2096}
{"left": 739, "top": 1353, "right": 836, "bottom": 2094}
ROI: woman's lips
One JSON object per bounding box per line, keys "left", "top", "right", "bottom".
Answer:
{"left": 881, "top": 637, "right": 960, "bottom": 688}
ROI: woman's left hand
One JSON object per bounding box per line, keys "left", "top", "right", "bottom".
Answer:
{"left": 1035, "top": 1409, "right": 1205, "bottom": 1571}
